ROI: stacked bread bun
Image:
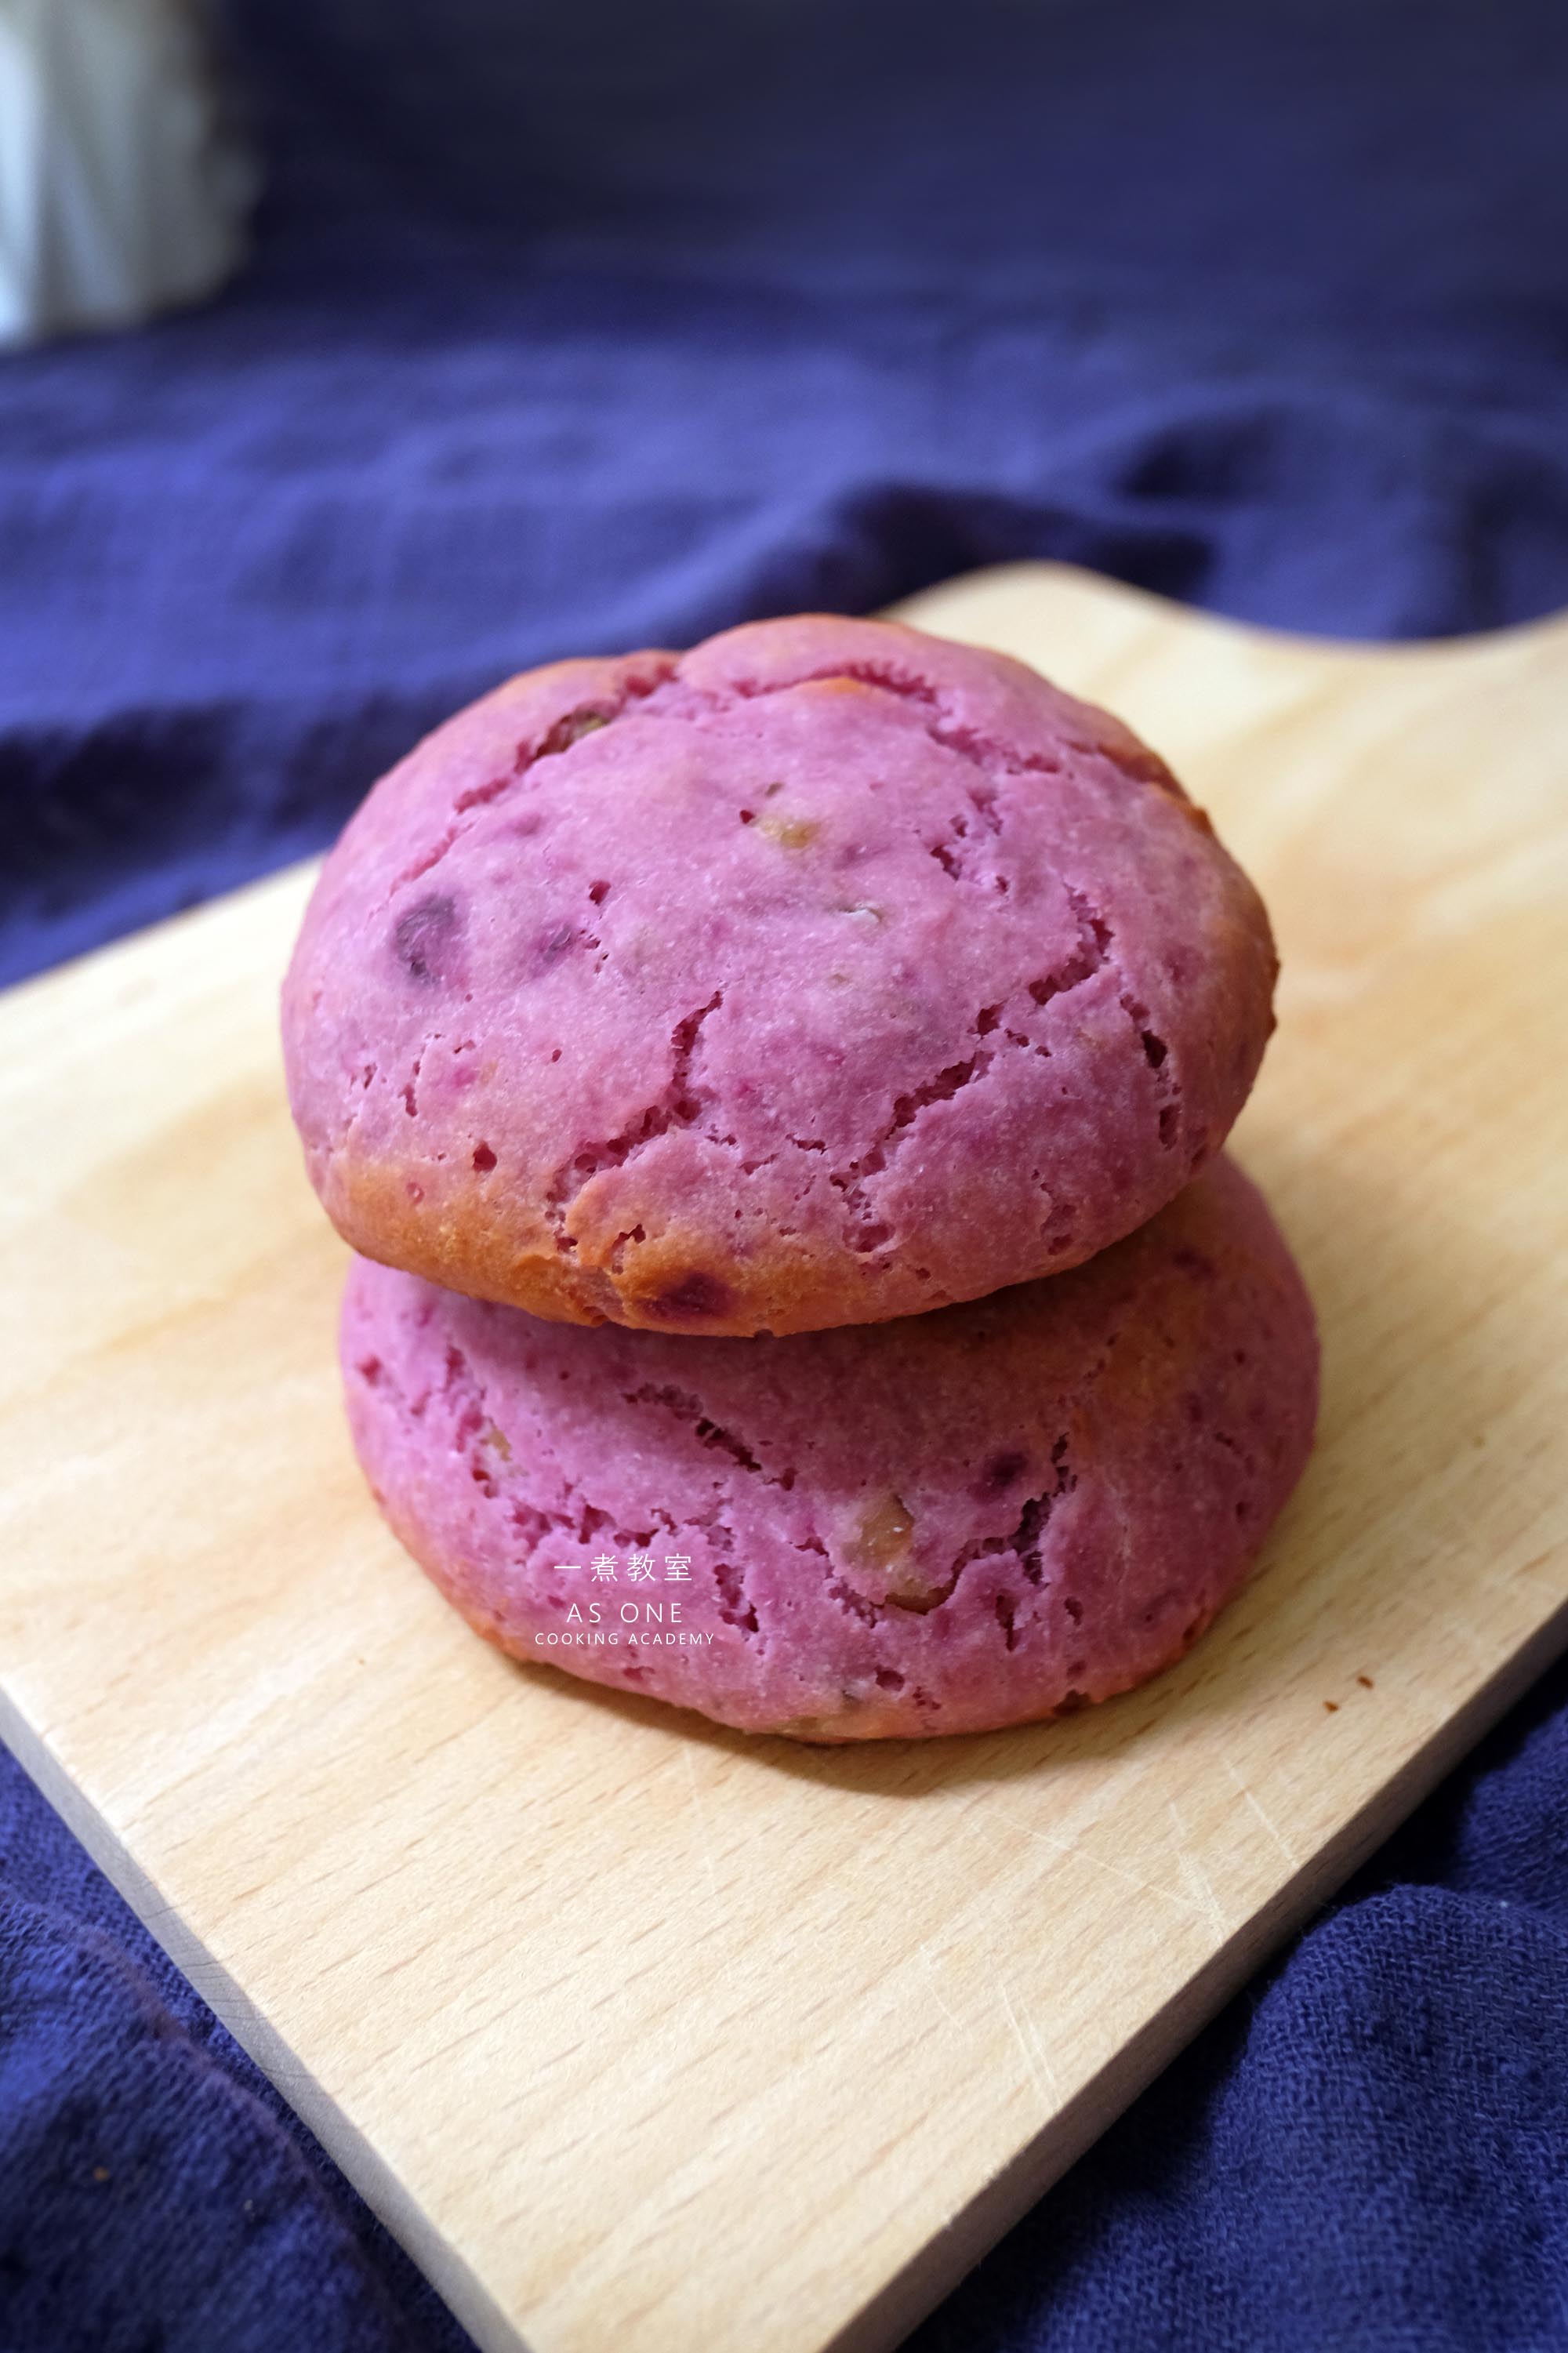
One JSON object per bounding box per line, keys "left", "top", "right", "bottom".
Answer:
{"left": 283, "top": 617, "right": 1316, "bottom": 1741}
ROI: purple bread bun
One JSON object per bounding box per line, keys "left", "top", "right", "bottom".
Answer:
{"left": 285, "top": 615, "right": 1276, "bottom": 1336}
{"left": 342, "top": 1157, "right": 1317, "bottom": 1741}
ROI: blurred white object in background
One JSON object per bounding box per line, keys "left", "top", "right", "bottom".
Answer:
{"left": 0, "top": 0, "right": 255, "bottom": 344}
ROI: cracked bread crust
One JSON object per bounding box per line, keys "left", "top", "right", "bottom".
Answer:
{"left": 284, "top": 615, "right": 1277, "bottom": 1335}
{"left": 341, "top": 1157, "right": 1319, "bottom": 1741}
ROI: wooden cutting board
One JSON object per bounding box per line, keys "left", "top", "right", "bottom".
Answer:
{"left": 2, "top": 563, "right": 1566, "bottom": 2353}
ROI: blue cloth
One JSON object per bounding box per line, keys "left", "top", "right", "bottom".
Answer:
{"left": 0, "top": 1753, "right": 470, "bottom": 2353}
{"left": 2, "top": 2, "right": 1566, "bottom": 2345}
{"left": 8, "top": 0, "right": 1568, "bottom": 986}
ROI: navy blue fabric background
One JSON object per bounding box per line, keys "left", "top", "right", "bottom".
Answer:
{"left": 2, "top": 2, "right": 1566, "bottom": 2344}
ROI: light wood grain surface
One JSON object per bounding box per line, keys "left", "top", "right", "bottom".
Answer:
{"left": 2, "top": 564, "right": 1566, "bottom": 2353}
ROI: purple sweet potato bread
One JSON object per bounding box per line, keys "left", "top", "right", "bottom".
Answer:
{"left": 285, "top": 614, "right": 1276, "bottom": 1336}
{"left": 341, "top": 1157, "right": 1318, "bottom": 1741}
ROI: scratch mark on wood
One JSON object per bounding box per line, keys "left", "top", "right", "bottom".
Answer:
{"left": 997, "top": 1976, "right": 1058, "bottom": 2105}
{"left": 1221, "top": 1757, "right": 1303, "bottom": 1868}
{"left": 918, "top": 1941, "right": 962, "bottom": 2029}
{"left": 985, "top": 1800, "right": 1203, "bottom": 1919}
{"left": 1166, "top": 1796, "right": 1227, "bottom": 1937}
